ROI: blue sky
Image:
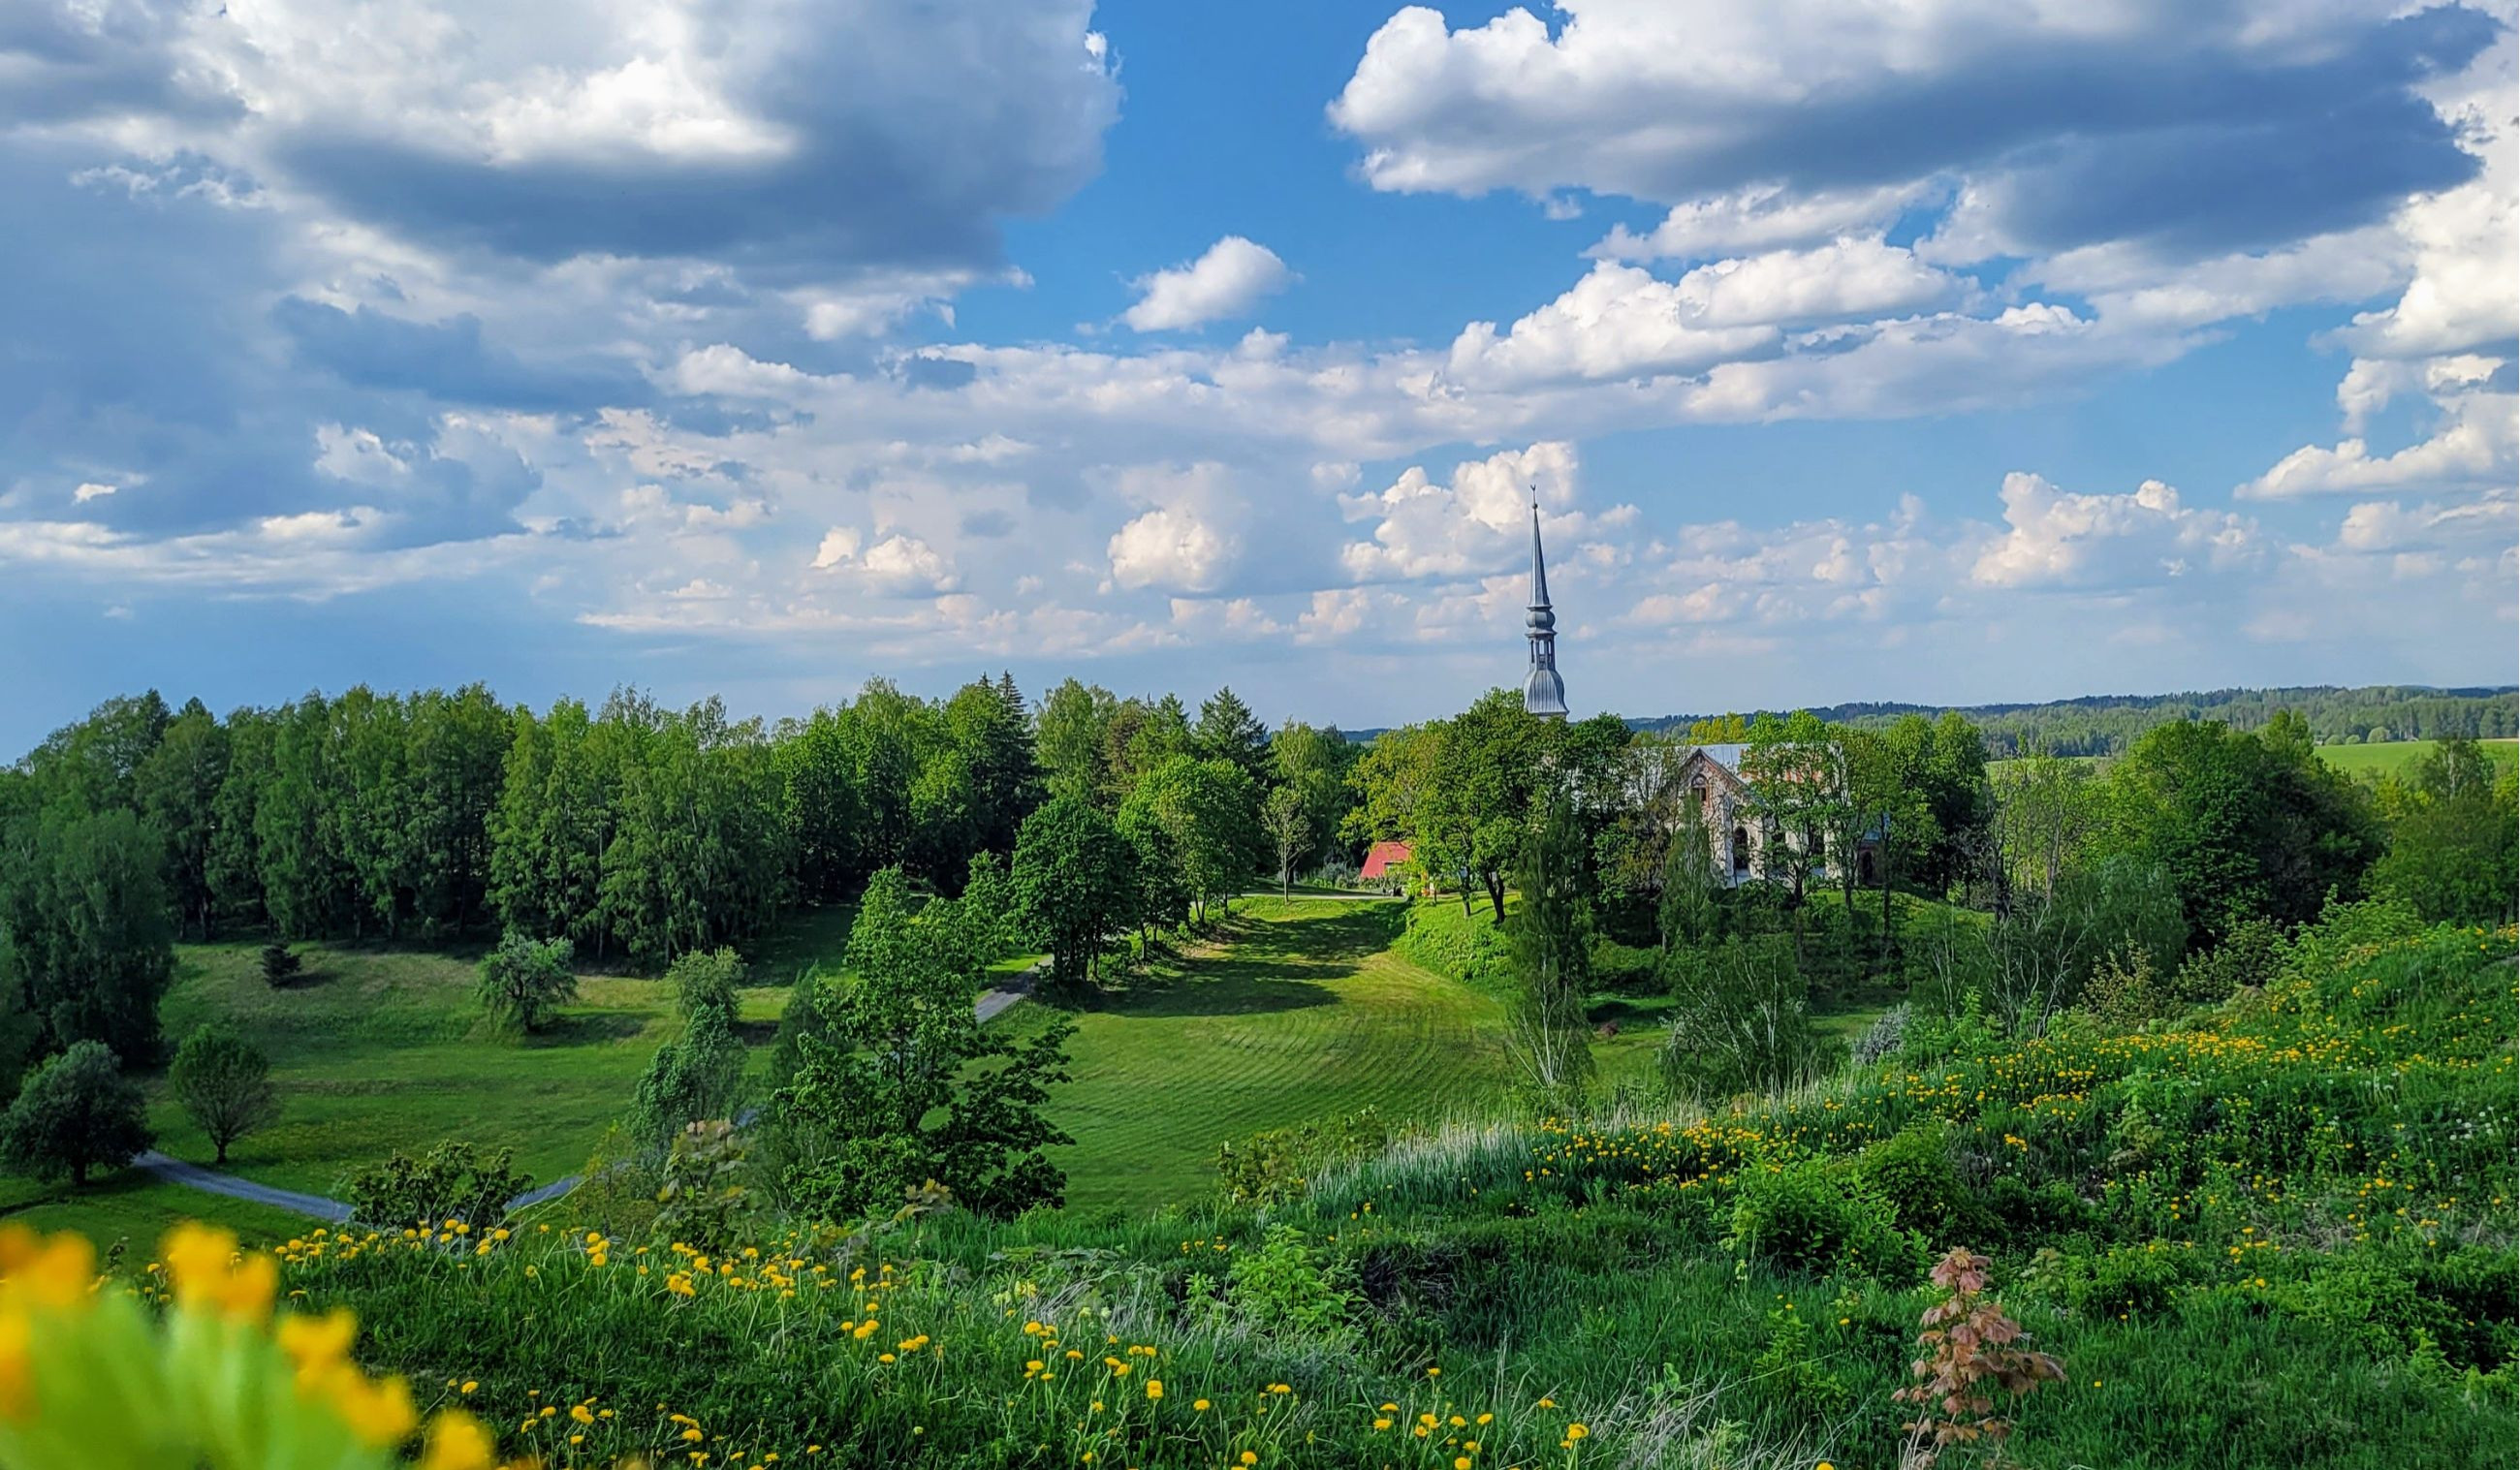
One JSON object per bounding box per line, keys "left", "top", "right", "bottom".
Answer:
{"left": 2, "top": 0, "right": 2513, "bottom": 753}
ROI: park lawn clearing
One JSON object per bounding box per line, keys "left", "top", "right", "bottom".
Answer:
{"left": 0, "top": 1173, "right": 314, "bottom": 1251}
{"left": 998, "top": 896, "right": 1517, "bottom": 1211}
{"left": 148, "top": 942, "right": 792, "bottom": 1199}
{"left": 2315, "top": 737, "right": 2517, "bottom": 778}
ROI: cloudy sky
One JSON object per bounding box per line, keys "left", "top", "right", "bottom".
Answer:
{"left": 2, "top": 0, "right": 2513, "bottom": 749}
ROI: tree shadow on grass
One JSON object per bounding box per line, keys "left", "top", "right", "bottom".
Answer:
{"left": 1068, "top": 904, "right": 1407, "bottom": 1020}
{"left": 1079, "top": 969, "right": 1338, "bottom": 1019}
{"left": 520, "top": 1012, "right": 651, "bottom": 1048}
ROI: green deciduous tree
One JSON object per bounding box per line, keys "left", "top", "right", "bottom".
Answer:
{"left": 2369, "top": 737, "right": 2518, "bottom": 923}
{"left": 169, "top": 1024, "right": 280, "bottom": 1165}
{"left": 775, "top": 868, "right": 1075, "bottom": 1219}
{"left": 475, "top": 931, "right": 578, "bottom": 1034}
{"left": 134, "top": 699, "right": 229, "bottom": 940}
{"left": 0, "top": 806, "right": 175, "bottom": 1063}
{"left": 666, "top": 946, "right": 745, "bottom": 1023}
{"left": 0, "top": 1040, "right": 152, "bottom": 1187}
{"left": 1012, "top": 795, "right": 1134, "bottom": 988}
{"left": 1261, "top": 785, "right": 1310, "bottom": 896}
{"left": 626, "top": 1002, "right": 746, "bottom": 1154}
{"left": 2100, "top": 713, "right": 2382, "bottom": 943}
{"left": 1120, "top": 755, "right": 1262, "bottom": 921}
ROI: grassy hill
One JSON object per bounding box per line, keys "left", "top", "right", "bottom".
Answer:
{"left": 998, "top": 898, "right": 1519, "bottom": 1210}
{"left": 173, "top": 901, "right": 2514, "bottom": 1470}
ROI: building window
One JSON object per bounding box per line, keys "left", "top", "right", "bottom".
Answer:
{"left": 1730, "top": 827, "right": 1750, "bottom": 874}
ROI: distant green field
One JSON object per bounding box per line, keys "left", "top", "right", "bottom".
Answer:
{"left": 2315, "top": 737, "right": 2518, "bottom": 777}
{"left": 0, "top": 1173, "right": 313, "bottom": 1252}
{"left": 996, "top": 898, "right": 1521, "bottom": 1211}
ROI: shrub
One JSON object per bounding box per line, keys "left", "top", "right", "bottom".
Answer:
{"left": 2167, "top": 917, "right": 2283, "bottom": 1005}
{"left": 258, "top": 941, "right": 302, "bottom": 987}
{"left": 1850, "top": 1003, "right": 1910, "bottom": 1067}
{"left": 168, "top": 1023, "right": 280, "bottom": 1165}
{"left": 666, "top": 946, "right": 745, "bottom": 1023}
{"left": 344, "top": 1140, "right": 529, "bottom": 1230}
{"left": 1855, "top": 1119, "right": 1969, "bottom": 1243}
{"left": 1724, "top": 1155, "right": 1916, "bottom": 1278}
{"left": 0, "top": 1041, "right": 152, "bottom": 1186}
{"left": 1660, "top": 934, "right": 1825, "bottom": 1099}
{"left": 1588, "top": 937, "right": 1661, "bottom": 995}
{"left": 1217, "top": 1108, "right": 1393, "bottom": 1206}
{"left": 1225, "top": 1223, "right": 1361, "bottom": 1344}
{"left": 655, "top": 1118, "right": 758, "bottom": 1255}
{"left": 473, "top": 931, "right": 576, "bottom": 1034}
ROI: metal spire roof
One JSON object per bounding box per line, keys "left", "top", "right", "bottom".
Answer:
{"left": 1523, "top": 488, "right": 1567, "bottom": 720}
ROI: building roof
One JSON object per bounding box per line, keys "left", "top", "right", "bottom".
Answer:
{"left": 1689, "top": 742, "right": 1748, "bottom": 772}
{"left": 1360, "top": 840, "right": 1412, "bottom": 879}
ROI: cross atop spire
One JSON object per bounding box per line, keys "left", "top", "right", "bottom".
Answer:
{"left": 1523, "top": 488, "right": 1567, "bottom": 720}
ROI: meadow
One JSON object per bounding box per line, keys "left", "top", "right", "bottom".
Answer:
{"left": 2316, "top": 738, "right": 2520, "bottom": 778}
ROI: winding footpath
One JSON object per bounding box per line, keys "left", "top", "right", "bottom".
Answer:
{"left": 129, "top": 974, "right": 1039, "bottom": 1225}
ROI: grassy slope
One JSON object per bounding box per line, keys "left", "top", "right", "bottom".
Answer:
{"left": 2317, "top": 737, "right": 2519, "bottom": 778}
{"left": 1003, "top": 898, "right": 1519, "bottom": 1211}
{"left": 150, "top": 943, "right": 793, "bottom": 1198}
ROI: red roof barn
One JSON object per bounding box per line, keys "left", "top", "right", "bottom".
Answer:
{"left": 1360, "top": 841, "right": 1413, "bottom": 880}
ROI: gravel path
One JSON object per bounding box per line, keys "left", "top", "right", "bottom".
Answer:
{"left": 131, "top": 1150, "right": 352, "bottom": 1223}
{"left": 131, "top": 979, "right": 1040, "bottom": 1224}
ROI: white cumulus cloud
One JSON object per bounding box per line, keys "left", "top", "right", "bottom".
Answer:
{"left": 1122, "top": 236, "right": 1295, "bottom": 331}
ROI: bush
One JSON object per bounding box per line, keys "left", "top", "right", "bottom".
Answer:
{"left": 258, "top": 941, "right": 302, "bottom": 987}
{"left": 625, "top": 1003, "right": 746, "bottom": 1153}
{"left": 1855, "top": 1119, "right": 1969, "bottom": 1243}
{"left": 2167, "top": 917, "right": 2283, "bottom": 1005}
{"left": 344, "top": 1140, "right": 530, "bottom": 1230}
{"left": 1849, "top": 1003, "right": 1910, "bottom": 1067}
{"left": 1724, "top": 1155, "right": 1916, "bottom": 1278}
{"left": 666, "top": 947, "right": 745, "bottom": 1022}
{"left": 0, "top": 1041, "right": 152, "bottom": 1186}
{"left": 473, "top": 931, "right": 577, "bottom": 1034}
{"left": 1660, "top": 934, "right": 1824, "bottom": 1099}
{"left": 1217, "top": 1108, "right": 1393, "bottom": 1205}
{"left": 1224, "top": 1223, "right": 1362, "bottom": 1344}
{"left": 1588, "top": 937, "right": 1661, "bottom": 996}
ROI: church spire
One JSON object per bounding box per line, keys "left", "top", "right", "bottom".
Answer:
{"left": 1523, "top": 489, "right": 1568, "bottom": 720}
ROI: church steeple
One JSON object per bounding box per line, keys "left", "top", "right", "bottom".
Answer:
{"left": 1523, "top": 489, "right": 1568, "bottom": 720}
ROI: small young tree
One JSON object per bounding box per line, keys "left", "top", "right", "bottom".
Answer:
{"left": 169, "top": 1024, "right": 280, "bottom": 1164}
{"left": 0, "top": 1041, "right": 153, "bottom": 1186}
{"left": 665, "top": 946, "right": 744, "bottom": 1023}
{"left": 1894, "top": 1247, "right": 2064, "bottom": 1469}
{"left": 776, "top": 866, "right": 1076, "bottom": 1219}
{"left": 625, "top": 1002, "right": 747, "bottom": 1153}
{"left": 258, "top": 942, "right": 302, "bottom": 987}
{"left": 475, "top": 931, "right": 577, "bottom": 1033}
{"left": 1657, "top": 790, "right": 1725, "bottom": 952}
{"left": 1261, "top": 785, "right": 1310, "bottom": 896}
{"left": 1505, "top": 792, "right": 1595, "bottom": 1110}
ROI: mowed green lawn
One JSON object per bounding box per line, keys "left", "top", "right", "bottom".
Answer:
{"left": 150, "top": 943, "right": 795, "bottom": 1197}
{"left": 2316, "top": 737, "right": 2517, "bottom": 778}
{"left": 997, "top": 898, "right": 1520, "bottom": 1211}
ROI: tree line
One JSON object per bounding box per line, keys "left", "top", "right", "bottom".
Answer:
{"left": 1638, "top": 683, "right": 2517, "bottom": 758}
